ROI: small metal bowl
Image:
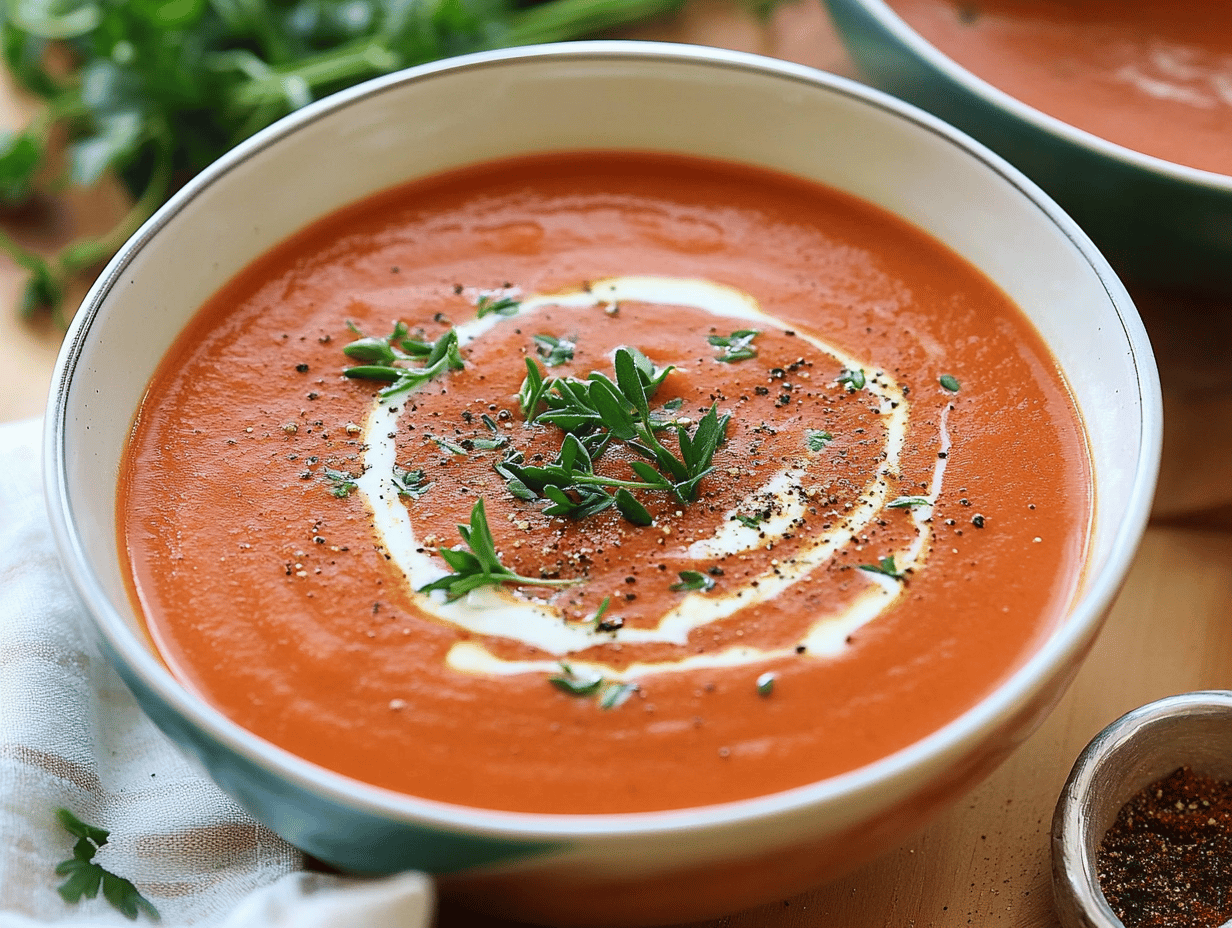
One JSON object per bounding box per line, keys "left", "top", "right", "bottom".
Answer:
{"left": 1051, "top": 690, "right": 1232, "bottom": 928}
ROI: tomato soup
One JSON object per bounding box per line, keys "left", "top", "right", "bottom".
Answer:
{"left": 886, "top": 0, "right": 1232, "bottom": 176}
{"left": 119, "top": 152, "right": 1091, "bottom": 814}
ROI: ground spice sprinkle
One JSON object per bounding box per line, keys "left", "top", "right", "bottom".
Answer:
{"left": 1097, "top": 766, "right": 1232, "bottom": 928}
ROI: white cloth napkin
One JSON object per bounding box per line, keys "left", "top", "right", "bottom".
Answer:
{"left": 0, "top": 417, "right": 434, "bottom": 926}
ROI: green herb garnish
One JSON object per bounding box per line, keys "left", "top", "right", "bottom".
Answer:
{"left": 939, "top": 374, "right": 961, "bottom": 392}
{"left": 55, "top": 808, "right": 159, "bottom": 922}
{"left": 476, "top": 293, "right": 520, "bottom": 318}
{"left": 392, "top": 464, "right": 430, "bottom": 499}
{"left": 756, "top": 672, "right": 776, "bottom": 697}
{"left": 887, "top": 495, "right": 930, "bottom": 509}
{"left": 322, "top": 467, "right": 357, "bottom": 498}
{"left": 1, "top": 0, "right": 719, "bottom": 319}
{"left": 548, "top": 662, "right": 603, "bottom": 696}
{"left": 507, "top": 346, "right": 729, "bottom": 510}
{"left": 533, "top": 333, "right": 576, "bottom": 367}
{"left": 707, "top": 329, "right": 760, "bottom": 362}
{"left": 670, "top": 569, "right": 715, "bottom": 592}
{"left": 343, "top": 324, "right": 463, "bottom": 400}
{"left": 432, "top": 436, "right": 466, "bottom": 455}
{"left": 735, "top": 513, "right": 763, "bottom": 529}
{"left": 548, "top": 663, "right": 638, "bottom": 709}
{"left": 805, "top": 429, "right": 833, "bottom": 451}
{"left": 598, "top": 681, "right": 639, "bottom": 710}
{"left": 418, "top": 499, "right": 576, "bottom": 601}
{"left": 471, "top": 414, "right": 510, "bottom": 452}
{"left": 592, "top": 596, "right": 617, "bottom": 631}
{"left": 836, "top": 368, "right": 866, "bottom": 391}
{"left": 859, "top": 555, "right": 904, "bottom": 579}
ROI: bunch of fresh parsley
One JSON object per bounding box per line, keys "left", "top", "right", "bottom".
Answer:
{"left": 0, "top": 0, "right": 785, "bottom": 319}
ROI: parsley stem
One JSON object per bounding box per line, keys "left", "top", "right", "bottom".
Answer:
{"left": 504, "top": 0, "right": 686, "bottom": 44}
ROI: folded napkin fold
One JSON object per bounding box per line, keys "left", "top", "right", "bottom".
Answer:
{"left": 0, "top": 417, "right": 433, "bottom": 926}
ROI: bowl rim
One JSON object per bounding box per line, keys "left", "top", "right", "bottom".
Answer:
{"left": 837, "top": 0, "right": 1232, "bottom": 192}
{"left": 45, "top": 40, "right": 1162, "bottom": 841}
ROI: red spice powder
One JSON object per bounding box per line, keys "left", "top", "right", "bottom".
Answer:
{"left": 1097, "top": 766, "right": 1232, "bottom": 928}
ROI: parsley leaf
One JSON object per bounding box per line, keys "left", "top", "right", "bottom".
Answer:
{"left": 836, "top": 368, "right": 866, "bottom": 391}
{"left": 476, "top": 293, "right": 520, "bottom": 318}
{"left": 707, "top": 329, "right": 760, "bottom": 362}
{"left": 887, "top": 495, "right": 930, "bottom": 509}
{"left": 859, "top": 555, "right": 904, "bottom": 579}
{"left": 418, "top": 499, "right": 576, "bottom": 601}
{"left": 805, "top": 429, "right": 833, "bottom": 451}
{"left": 322, "top": 467, "right": 357, "bottom": 498}
{"left": 670, "top": 570, "right": 715, "bottom": 592}
{"left": 392, "top": 465, "right": 430, "bottom": 499}
{"left": 939, "top": 374, "right": 961, "bottom": 392}
{"left": 55, "top": 809, "right": 159, "bottom": 922}
{"left": 533, "top": 333, "right": 576, "bottom": 367}
{"left": 548, "top": 662, "right": 603, "bottom": 696}
{"left": 548, "top": 663, "right": 639, "bottom": 710}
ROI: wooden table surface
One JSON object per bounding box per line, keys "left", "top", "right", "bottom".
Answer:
{"left": 4, "top": 3, "right": 1231, "bottom": 927}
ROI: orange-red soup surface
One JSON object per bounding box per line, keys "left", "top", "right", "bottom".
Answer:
{"left": 887, "top": 0, "right": 1232, "bottom": 175}
{"left": 120, "top": 152, "right": 1091, "bottom": 815}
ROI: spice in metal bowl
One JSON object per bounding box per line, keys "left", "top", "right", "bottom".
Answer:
{"left": 1097, "top": 766, "right": 1232, "bottom": 928}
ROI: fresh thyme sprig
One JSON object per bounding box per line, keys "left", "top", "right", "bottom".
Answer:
{"left": 54, "top": 809, "right": 159, "bottom": 922}
{"left": 418, "top": 499, "right": 576, "bottom": 601}
{"left": 511, "top": 346, "right": 729, "bottom": 509}
{"left": 342, "top": 323, "right": 464, "bottom": 399}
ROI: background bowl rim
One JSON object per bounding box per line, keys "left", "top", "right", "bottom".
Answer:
{"left": 836, "top": 0, "right": 1232, "bottom": 192}
{"left": 44, "top": 40, "right": 1162, "bottom": 840}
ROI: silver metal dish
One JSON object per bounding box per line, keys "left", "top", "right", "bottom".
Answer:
{"left": 1051, "top": 690, "right": 1232, "bottom": 928}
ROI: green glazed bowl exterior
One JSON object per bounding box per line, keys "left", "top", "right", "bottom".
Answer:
{"left": 824, "top": 0, "right": 1232, "bottom": 293}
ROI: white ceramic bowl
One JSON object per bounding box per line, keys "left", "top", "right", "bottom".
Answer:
{"left": 45, "top": 43, "right": 1161, "bottom": 926}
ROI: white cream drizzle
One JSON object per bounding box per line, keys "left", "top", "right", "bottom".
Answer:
{"left": 354, "top": 277, "right": 952, "bottom": 681}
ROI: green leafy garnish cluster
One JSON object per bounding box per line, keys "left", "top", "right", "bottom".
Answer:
{"left": 418, "top": 499, "right": 576, "bottom": 601}
{"left": 55, "top": 808, "right": 159, "bottom": 921}
{"left": 0, "top": 0, "right": 717, "bottom": 318}
{"left": 342, "top": 322, "right": 463, "bottom": 399}
{"left": 508, "top": 346, "right": 729, "bottom": 517}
